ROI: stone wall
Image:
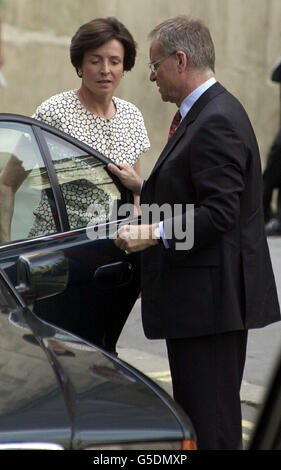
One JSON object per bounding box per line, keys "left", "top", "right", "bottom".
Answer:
{"left": 1, "top": 0, "right": 281, "bottom": 177}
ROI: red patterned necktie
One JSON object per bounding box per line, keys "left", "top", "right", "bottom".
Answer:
{"left": 168, "top": 110, "right": 181, "bottom": 140}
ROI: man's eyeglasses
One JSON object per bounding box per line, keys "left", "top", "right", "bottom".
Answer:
{"left": 148, "top": 52, "right": 175, "bottom": 73}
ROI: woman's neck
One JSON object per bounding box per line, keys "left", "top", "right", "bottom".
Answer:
{"left": 76, "top": 87, "right": 116, "bottom": 119}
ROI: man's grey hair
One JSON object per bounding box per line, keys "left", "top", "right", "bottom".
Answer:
{"left": 149, "top": 15, "right": 215, "bottom": 73}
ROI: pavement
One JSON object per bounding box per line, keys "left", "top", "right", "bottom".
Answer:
{"left": 118, "top": 326, "right": 269, "bottom": 407}
{"left": 118, "top": 237, "right": 281, "bottom": 409}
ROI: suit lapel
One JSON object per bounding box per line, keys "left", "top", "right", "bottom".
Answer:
{"left": 149, "top": 82, "right": 225, "bottom": 178}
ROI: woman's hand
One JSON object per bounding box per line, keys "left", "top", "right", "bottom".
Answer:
{"left": 108, "top": 162, "right": 143, "bottom": 195}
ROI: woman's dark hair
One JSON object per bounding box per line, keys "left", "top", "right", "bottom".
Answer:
{"left": 70, "top": 17, "right": 137, "bottom": 75}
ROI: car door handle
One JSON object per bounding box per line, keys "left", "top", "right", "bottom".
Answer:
{"left": 94, "top": 261, "right": 133, "bottom": 286}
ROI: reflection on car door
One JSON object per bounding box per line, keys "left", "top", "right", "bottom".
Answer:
{"left": 0, "top": 115, "right": 140, "bottom": 354}
{"left": 0, "top": 121, "right": 59, "bottom": 242}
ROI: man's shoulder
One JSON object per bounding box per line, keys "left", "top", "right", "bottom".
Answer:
{"left": 198, "top": 83, "right": 248, "bottom": 120}
{"left": 209, "top": 83, "right": 243, "bottom": 107}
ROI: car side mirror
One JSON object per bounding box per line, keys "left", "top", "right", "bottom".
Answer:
{"left": 16, "top": 250, "right": 68, "bottom": 304}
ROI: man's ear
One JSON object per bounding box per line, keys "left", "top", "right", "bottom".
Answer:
{"left": 176, "top": 51, "right": 188, "bottom": 72}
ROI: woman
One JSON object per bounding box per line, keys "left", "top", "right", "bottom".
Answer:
{"left": 0, "top": 17, "right": 149, "bottom": 241}
{"left": 34, "top": 17, "right": 149, "bottom": 173}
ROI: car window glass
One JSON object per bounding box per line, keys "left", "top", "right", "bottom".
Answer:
{"left": 43, "top": 131, "right": 121, "bottom": 230}
{"left": 0, "top": 123, "right": 57, "bottom": 245}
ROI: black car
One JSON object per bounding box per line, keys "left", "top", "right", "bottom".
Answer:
{"left": 0, "top": 251, "right": 197, "bottom": 450}
{"left": 0, "top": 114, "right": 197, "bottom": 450}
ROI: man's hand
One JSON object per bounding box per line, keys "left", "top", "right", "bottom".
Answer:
{"left": 114, "top": 223, "right": 159, "bottom": 254}
{"left": 108, "top": 163, "right": 142, "bottom": 195}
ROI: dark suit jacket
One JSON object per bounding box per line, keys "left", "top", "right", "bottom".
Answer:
{"left": 140, "top": 82, "right": 280, "bottom": 339}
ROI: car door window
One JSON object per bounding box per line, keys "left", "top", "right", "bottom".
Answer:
{"left": 0, "top": 123, "right": 57, "bottom": 244}
{"left": 42, "top": 131, "right": 122, "bottom": 230}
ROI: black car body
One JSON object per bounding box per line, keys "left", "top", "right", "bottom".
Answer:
{"left": 0, "top": 255, "right": 196, "bottom": 450}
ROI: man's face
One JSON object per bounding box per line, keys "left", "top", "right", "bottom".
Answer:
{"left": 149, "top": 39, "right": 179, "bottom": 105}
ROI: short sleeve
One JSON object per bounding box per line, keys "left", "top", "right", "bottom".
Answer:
{"left": 132, "top": 107, "right": 150, "bottom": 158}
{"left": 117, "top": 100, "right": 150, "bottom": 165}
{"left": 32, "top": 106, "right": 41, "bottom": 120}
{"left": 32, "top": 102, "right": 51, "bottom": 124}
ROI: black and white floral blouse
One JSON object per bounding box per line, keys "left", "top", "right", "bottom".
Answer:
{"left": 28, "top": 90, "right": 150, "bottom": 237}
{"left": 33, "top": 90, "right": 150, "bottom": 165}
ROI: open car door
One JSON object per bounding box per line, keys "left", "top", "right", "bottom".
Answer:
{"left": 0, "top": 114, "right": 140, "bottom": 353}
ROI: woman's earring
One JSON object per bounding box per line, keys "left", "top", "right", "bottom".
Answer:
{"left": 78, "top": 70, "right": 82, "bottom": 78}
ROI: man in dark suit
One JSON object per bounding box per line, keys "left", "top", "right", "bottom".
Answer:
{"left": 108, "top": 15, "right": 280, "bottom": 449}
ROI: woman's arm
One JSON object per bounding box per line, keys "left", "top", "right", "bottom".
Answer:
{"left": 133, "top": 159, "right": 142, "bottom": 215}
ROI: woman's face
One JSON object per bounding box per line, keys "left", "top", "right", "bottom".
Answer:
{"left": 79, "top": 39, "right": 125, "bottom": 97}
